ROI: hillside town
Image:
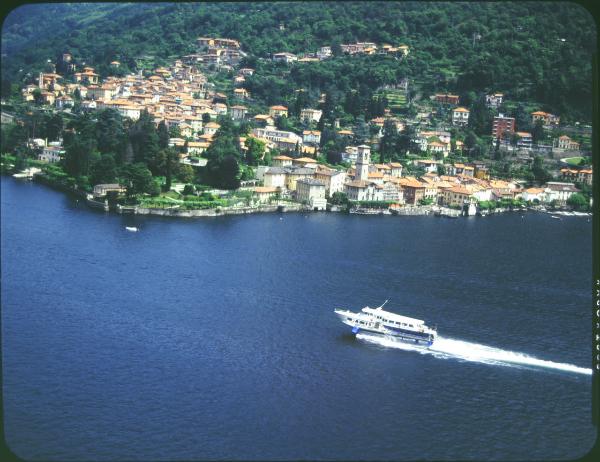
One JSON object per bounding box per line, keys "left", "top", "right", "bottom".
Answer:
{"left": 3, "top": 35, "right": 593, "bottom": 216}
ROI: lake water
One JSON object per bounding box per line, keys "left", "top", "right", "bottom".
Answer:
{"left": 1, "top": 177, "right": 595, "bottom": 460}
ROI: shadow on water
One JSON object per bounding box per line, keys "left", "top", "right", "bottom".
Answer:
{"left": 336, "top": 333, "right": 359, "bottom": 345}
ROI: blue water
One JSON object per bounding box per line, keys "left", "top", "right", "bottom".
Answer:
{"left": 1, "top": 177, "right": 595, "bottom": 460}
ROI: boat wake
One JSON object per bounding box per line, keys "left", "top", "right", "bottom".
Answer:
{"left": 356, "top": 333, "right": 592, "bottom": 376}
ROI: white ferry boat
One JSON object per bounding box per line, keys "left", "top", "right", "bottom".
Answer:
{"left": 334, "top": 300, "right": 437, "bottom": 346}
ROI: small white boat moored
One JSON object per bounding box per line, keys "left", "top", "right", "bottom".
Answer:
{"left": 335, "top": 300, "right": 437, "bottom": 346}
{"left": 125, "top": 226, "right": 139, "bottom": 232}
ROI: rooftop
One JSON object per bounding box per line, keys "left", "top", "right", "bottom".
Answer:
{"left": 297, "top": 178, "right": 325, "bottom": 187}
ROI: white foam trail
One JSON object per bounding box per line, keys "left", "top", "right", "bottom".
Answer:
{"left": 356, "top": 333, "right": 592, "bottom": 376}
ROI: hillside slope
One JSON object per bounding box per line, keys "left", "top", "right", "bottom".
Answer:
{"left": 1, "top": 1, "right": 596, "bottom": 120}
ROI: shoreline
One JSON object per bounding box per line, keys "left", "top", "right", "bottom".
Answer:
{"left": 4, "top": 173, "right": 590, "bottom": 220}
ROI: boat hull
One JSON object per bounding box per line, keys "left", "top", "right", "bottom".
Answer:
{"left": 353, "top": 326, "right": 434, "bottom": 346}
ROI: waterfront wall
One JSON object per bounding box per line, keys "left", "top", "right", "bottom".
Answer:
{"left": 120, "top": 203, "right": 308, "bottom": 217}
{"left": 394, "top": 205, "right": 435, "bottom": 216}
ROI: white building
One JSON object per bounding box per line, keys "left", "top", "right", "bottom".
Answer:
{"left": 380, "top": 181, "right": 402, "bottom": 202}
{"left": 93, "top": 184, "right": 126, "bottom": 197}
{"left": 554, "top": 135, "right": 580, "bottom": 151}
{"left": 253, "top": 186, "right": 278, "bottom": 204}
{"left": 252, "top": 126, "right": 303, "bottom": 151}
{"left": 355, "top": 145, "right": 371, "bottom": 180}
{"left": 204, "top": 122, "right": 221, "bottom": 136}
{"left": 302, "top": 130, "right": 321, "bottom": 145}
{"left": 470, "top": 185, "right": 493, "bottom": 202}
{"left": 55, "top": 95, "right": 74, "bottom": 109}
{"left": 342, "top": 146, "right": 358, "bottom": 164}
{"left": 485, "top": 93, "right": 504, "bottom": 109}
{"left": 81, "top": 100, "right": 97, "bottom": 111}
{"left": 314, "top": 168, "right": 347, "bottom": 195}
{"left": 344, "top": 144, "right": 385, "bottom": 202}
{"left": 345, "top": 180, "right": 383, "bottom": 201}
{"left": 263, "top": 167, "right": 287, "bottom": 188}
{"left": 296, "top": 178, "right": 327, "bottom": 210}
{"left": 212, "top": 103, "right": 228, "bottom": 116}
{"left": 415, "top": 159, "right": 440, "bottom": 174}
{"left": 543, "top": 182, "right": 579, "bottom": 204}
{"left": 272, "top": 52, "right": 298, "bottom": 63}
{"left": 516, "top": 131, "right": 533, "bottom": 150}
{"left": 389, "top": 162, "right": 403, "bottom": 177}
{"left": 520, "top": 187, "right": 547, "bottom": 203}
{"left": 427, "top": 141, "right": 450, "bottom": 156}
{"left": 272, "top": 155, "right": 293, "bottom": 167}
{"left": 317, "top": 46, "right": 332, "bottom": 60}
{"left": 38, "top": 145, "right": 64, "bottom": 163}
{"left": 300, "top": 108, "right": 323, "bottom": 124}
{"left": 452, "top": 107, "right": 470, "bottom": 126}
{"left": 415, "top": 130, "right": 451, "bottom": 152}
{"left": 230, "top": 105, "right": 247, "bottom": 120}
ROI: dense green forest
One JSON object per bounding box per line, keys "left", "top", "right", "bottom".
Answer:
{"left": 1, "top": 2, "right": 597, "bottom": 122}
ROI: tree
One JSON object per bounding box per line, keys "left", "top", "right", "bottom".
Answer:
{"left": 353, "top": 116, "right": 369, "bottom": 144}
{"left": 157, "top": 120, "right": 170, "bottom": 149}
{"left": 396, "top": 124, "right": 418, "bottom": 156}
{"left": 292, "top": 89, "right": 310, "bottom": 118}
{"left": 32, "top": 89, "right": 43, "bottom": 105}
{"left": 168, "top": 124, "right": 181, "bottom": 139}
{"left": 90, "top": 153, "right": 117, "bottom": 185}
{"left": 532, "top": 155, "right": 551, "bottom": 183}
{"left": 44, "top": 113, "right": 63, "bottom": 142}
{"left": 343, "top": 90, "right": 362, "bottom": 117}
{"left": 245, "top": 137, "right": 266, "bottom": 166}
{"left": 96, "top": 109, "right": 125, "bottom": 156}
{"left": 121, "top": 163, "right": 156, "bottom": 197}
{"left": 464, "top": 131, "right": 478, "bottom": 151}
{"left": 566, "top": 192, "right": 587, "bottom": 210}
{"left": 459, "top": 91, "right": 477, "bottom": 109}
{"left": 217, "top": 155, "right": 241, "bottom": 189}
{"left": 331, "top": 42, "right": 343, "bottom": 57}
{"left": 176, "top": 164, "right": 195, "bottom": 184}
{"left": 468, "top": 94, "right": 493, "bottom": 136}
{"left": 183, "top": 184, "right": 195, "bottom": 195}
{"left": 531, "top": 119, "right": 545, "bottom": 144}
{"left": 128, "top": 110, "right": 160, "bottom": 170}
{"left": 275, "top": 115, "right": 294, "bottom": 131}
{"left": 203, "top": 120, "right": 243, "bottom": 188}
{"left": 1, "top": 78, "right": 13, "bottom": 98}
{"left": 1, "top": 122, "right": 28, "bottom": 153}
{"left": 513, "top": 103, "right": 530, "bottom": 132}
{"left": 379, "top": 119, "right": 398, "bottom": 163}
{"left": 323, "top": 141, "right": 343, "bottom": 164}
{"left": 320, "top": 91, "right": 336, "bottom": 125}
{"left": 262, "top": 149, "right": 273, "bottom": 166}
{"left": 367, "top": 96, "right": 386, "bottom": 119}
{"left": 329, "top": 191, "right": 349, "bottom": 205}
{"left": 240, "top": 165, "right": 255, "bottom": 181}
{"left": 160, "top": 147, "right": 180, "bottom": 190}
{"left": 63, "top": 135, "right": 95, "bottom": 177}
